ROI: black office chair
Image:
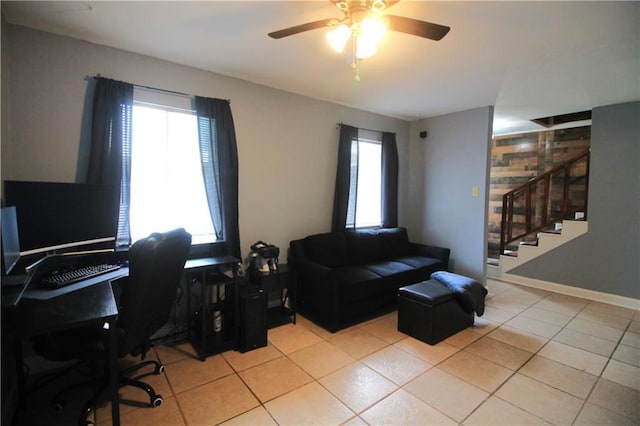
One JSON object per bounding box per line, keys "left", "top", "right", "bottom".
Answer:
{"left": 31, "top": 228, "right": 192, "bottom": 426}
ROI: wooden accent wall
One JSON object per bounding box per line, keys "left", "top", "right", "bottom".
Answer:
{"left": 488, "top": 126, "right": 591, "bottom": 258}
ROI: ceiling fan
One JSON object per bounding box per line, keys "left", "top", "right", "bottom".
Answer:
{"left": 268, "top": 0, "right": 450, "bottom": 42}
{"left": 268, "top": 0, "right": 450, "bottom": 79}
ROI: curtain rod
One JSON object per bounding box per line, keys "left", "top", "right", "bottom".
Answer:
{"left": 336, "top": 122, "right": 396, "bottom": 135}
{"left": 86, "top": 74, "right": 231, "bottom": 103}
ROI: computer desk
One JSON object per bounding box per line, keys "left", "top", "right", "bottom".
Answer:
{"left": 2, "top": 272, "right": 127, "bottom": 426}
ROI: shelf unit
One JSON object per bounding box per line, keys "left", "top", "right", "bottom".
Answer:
{"left": 184, "top": 256, "right": 239, "bottom": 361}
{"left": 249, "top": 263, "right": 295, "bottom": 328}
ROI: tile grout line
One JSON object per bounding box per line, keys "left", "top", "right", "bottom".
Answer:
{"left": 574, "top": 316, "right": 638, "bottom": 424}
{"left": 458, "top": 292, "right": 556, "bottom": 425}
{"left": 458, "top": 287, "right": 602, "bottom": 425}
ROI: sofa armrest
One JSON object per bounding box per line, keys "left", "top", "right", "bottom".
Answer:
{"left": 288, "top": 255, "right": 344, "bottom": 331}
{"left": 408, "top": 243, "right": 450, "bottom": 270}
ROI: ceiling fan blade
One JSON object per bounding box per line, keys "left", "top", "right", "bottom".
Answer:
{"left": 385, "top": 15, "right": 450, "bottom": 41}
{"left": 268, "top": 19, "right": 336, "bottom": 39}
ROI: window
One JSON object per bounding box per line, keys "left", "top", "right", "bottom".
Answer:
{"left": 347, "top": 130, "right": 383, "bottom": 228}
{"left": 128, "top": 89, "right": 216, "bottom": 244}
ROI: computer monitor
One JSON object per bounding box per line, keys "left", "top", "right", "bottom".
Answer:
{"left": 3, "top": 180, "right": 119, "bottom": 257}
{"left": 1, "top": 206, "right": 21, "bottom": 275}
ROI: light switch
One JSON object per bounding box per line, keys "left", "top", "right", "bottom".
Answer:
{"left": 472, "top": 186, "right": 479, "bottom": 197}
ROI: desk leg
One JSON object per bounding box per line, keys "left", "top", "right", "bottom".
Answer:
{"left": 14, "top": 337, "right": 25, "bottom": 407}
{"left": 108, "top": 318, "right": 120, "bottom": 426}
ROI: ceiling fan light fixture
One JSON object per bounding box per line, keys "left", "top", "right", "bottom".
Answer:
{"left": 360, "top": 17, "right": 386, "bottom": 43}
{"left": 355, "top": 34, "right": 377, "bottom": 58}
{"left": 326, "top": 24, "right": 351, "bottom": 53}
{"left": 355, "top": 17, "right": 386, "bottom": 58}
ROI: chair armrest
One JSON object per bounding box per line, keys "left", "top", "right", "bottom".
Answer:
{"left": 408, "top": 243, "right": 451, "bottom": 270}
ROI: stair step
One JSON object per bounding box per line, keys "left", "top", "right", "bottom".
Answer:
{"left": 498, "top": 220, "right": 589, "bottom": 274}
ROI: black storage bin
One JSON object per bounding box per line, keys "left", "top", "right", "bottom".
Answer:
{"left": 397, "top": 280, "right": 474, "bottom": 345}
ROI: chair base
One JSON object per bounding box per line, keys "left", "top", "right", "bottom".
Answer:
{"left": 47, "top": 359, "right": 165, "bottom": 426}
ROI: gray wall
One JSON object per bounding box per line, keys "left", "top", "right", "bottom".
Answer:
{"left": 1, "top": 23, "right": 411, "bottom": 259}
{"left": 1, "top": 14, "right": 11, "bottom": 180}
{"left": 407, "top": 107, "right": 494, "bottom": 282}
{"left": 511, "top": 101, "right": 640, "bottom": 299}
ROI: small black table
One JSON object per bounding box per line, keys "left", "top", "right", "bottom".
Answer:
{"left": 3, "top": 279, "right": 122, "bottom": 425}
{"left": 184, "top": 256, "right": 240, "bottom": 361}
{"left": 249, "top": 264, "right": 296, "bottom": 328}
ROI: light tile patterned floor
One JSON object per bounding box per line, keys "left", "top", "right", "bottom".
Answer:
{"left": 16, "top": 279, "right": 640, "bottom": 425}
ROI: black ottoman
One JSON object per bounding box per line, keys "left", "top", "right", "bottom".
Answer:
{"left": 398, "top": 280, "right": 474, "bottom": 345}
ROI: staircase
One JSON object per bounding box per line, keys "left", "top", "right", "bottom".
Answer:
{"left": 490, "top": 150, "right": 590, "bottom": 276}
{"left": 498, "top": 219, "right": 588, "bottom": 273}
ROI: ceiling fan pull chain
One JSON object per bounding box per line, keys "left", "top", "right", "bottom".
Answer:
{"left": 350, "top": 34, "right": 361, "bottom": 82}
{"left": 350, "top": 34, "right": 357, "bottom": 69}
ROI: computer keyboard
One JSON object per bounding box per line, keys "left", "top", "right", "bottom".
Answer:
{"left": 40, "top": 264, "right": 121, "bottom": 289}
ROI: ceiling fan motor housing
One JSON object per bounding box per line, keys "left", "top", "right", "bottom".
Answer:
{"left": 334, "top": 0, "right": 392, "bottom": 11}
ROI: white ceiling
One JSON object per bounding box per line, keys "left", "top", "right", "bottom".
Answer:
{"left": 3, "top": 1, "right": 639, "bottom": 134}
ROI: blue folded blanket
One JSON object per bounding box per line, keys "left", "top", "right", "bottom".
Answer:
{"left": 431, "top": 271, "right": 488, "bottom": 316}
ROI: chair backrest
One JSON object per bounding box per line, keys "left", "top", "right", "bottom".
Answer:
{"left": 117, "top": 228, "right": 191, "bottom": 357}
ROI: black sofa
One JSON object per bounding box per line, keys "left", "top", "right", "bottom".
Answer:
{"left": 289, "top": 227, "right": 450, "bottom": 332}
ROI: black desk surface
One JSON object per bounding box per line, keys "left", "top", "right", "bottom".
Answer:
{"left": 2, "top": 278, "right": 122, "bottom": 426}
{"left": 22, "top": 268, "right": 128, "bottom": 301}
{"left": 3, "top": 280, "right": 118, "bottom": 337}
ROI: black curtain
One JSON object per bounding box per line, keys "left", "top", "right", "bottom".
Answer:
{"left": 331, "top": 124, "right": 359, "bottom": 231}
{"left": 195, "top": 97, "right": 241, "bottom": 259}
{"left": 381, "top": 131, "right": 398, "bottom": 227}
{"left": 86, "top": 77, "right": 133, "bottom": 246}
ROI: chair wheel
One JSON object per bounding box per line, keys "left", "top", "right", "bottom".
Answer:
{"left": 157, "top": 365, "right": 165, "bottom": 374}
{"left": 85, "top": 421, "right": 95, "bottom": 426}
{"left": 152, "top": 395, "right": 163, "bottom": 407}
{"left": 52, "top": 402, "right": 63, "bottom": 412}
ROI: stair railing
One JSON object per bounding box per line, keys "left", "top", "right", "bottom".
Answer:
{"left": 500, "top": 150, "right": 590, "bottom": 255}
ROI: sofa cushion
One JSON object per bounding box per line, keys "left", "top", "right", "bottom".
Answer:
{"left": 394, "top": 256, "right": 444, "bottom": 281}
{"left": 334, "top": 266, "right": 385, "bottom": 302}
{"left": 378, "top": 227, "right": 410, "bottom": 259}
{"left": 362, "top": 260, "right": 418, "bottom": 294}
{"left": 303, "top": 232, "right": 348, "bottom": 267}
{"left": 344, "top": 229, "right": 382, "bottom": 265}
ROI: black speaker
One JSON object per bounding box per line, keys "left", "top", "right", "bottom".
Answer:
{"left": 238, "top": 287, "right": 267, "bottom": 353}
{"left": 419, "top": 130, "right": 428, "bottom": 139}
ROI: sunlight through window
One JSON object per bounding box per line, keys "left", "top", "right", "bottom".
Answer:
{"left": 355, "top": 138, "right": 382, "bottom": 228}
{"left": 130, "top": 104, "right": 215, "bottom": 244}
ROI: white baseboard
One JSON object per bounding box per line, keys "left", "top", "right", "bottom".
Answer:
{"left": 496, "top": 272, "right": 640, "bottom": 311}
